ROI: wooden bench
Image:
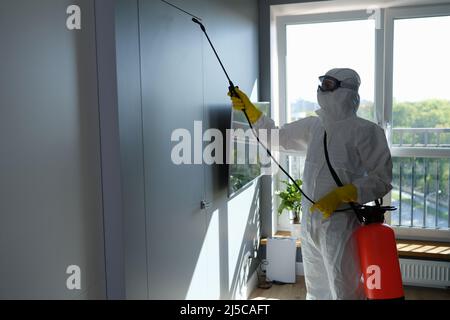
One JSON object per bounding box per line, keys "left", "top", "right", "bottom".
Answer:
{"left": 261, "top": 230, "right": 450, "bottom": 261}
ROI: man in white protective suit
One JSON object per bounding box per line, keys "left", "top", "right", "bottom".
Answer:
{"left": 228, "top": 68, "right": 393, "bottom": 300}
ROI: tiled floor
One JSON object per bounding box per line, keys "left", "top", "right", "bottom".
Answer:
{"left": 250, "top": 276, "right": 450, "bottom": 300}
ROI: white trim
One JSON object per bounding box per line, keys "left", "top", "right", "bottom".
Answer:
{"left": 276, "top": 19, "right": 287, "bottom": 128}
{"left": 270, "top": 0, "right": 450, "bottom": 18}
{"left": 391, "top": 147, "right": 450, "bottom": 158}
{"left": 270, "top": 7, "right": 281, "bottom": 238}
{"left": 277, "top": 10, "right": 377, "bottom": 26}
{"left": 394, "top": 226, "right": 450, "bottom": 242}
{"left": 384, "top": 7, "right": 394, "bottom": 130}
{"left": 375, "top": 8, "right": 386, "bottom": 127}
{"left": 387, "top": 3, "right": 450, "bottom": 19}
{"left": 270, "top": 7, "right": 280, "bottom": 127}
{"left": 243, "top": 269, "right": 259, "bottom": 300}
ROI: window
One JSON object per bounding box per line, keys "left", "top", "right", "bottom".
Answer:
{"left": 276, "top": 12, "right": 379, "bottom": 230}
{"left": 389, "top": 13, "right": 450, "bottom": 229}
{"left": 275, "top": 5, "right": 450, "bottom": 237}
{"left": 286, "top": 19, "right": 375, "bottom": 122}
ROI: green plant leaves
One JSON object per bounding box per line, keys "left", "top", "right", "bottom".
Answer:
{"left": 276, "top": 179, "right": 303, "bottom": 216}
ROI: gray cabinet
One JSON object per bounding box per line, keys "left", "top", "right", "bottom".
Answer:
{"left": 116, "top": 0, "right": 260, "bottom": 299}
{"left": 0, "top": 0, "right": 106, "bottom": 299}
{"left": 138, "top": 0, "right": 208, "bottom": 299}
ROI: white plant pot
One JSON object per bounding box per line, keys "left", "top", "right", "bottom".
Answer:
{"left": 288, "top": 211, "right": 299, "bottom": 224}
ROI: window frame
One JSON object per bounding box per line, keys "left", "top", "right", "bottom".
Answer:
{"left": 385, "top": 4, "right": 450, "bottom": 241}
{"left": 274, "top": 4, "right": 450, "bottom": 240}
{"left": 275, "top": 10, "right": 383, "bottom": 232}
{"left": 276, "top": 10, "right": 384, "bottom": 127}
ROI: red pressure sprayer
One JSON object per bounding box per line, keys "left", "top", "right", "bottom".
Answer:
{"left": 355, "top": 209, "right": 404, "bottom": 300}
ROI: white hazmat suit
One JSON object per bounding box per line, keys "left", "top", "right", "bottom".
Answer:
{"left": 254, "top": 68, "right": 393, "bottom": 299}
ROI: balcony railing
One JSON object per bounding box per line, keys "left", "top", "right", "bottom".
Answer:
{"left": 392, "top": 128, "right": 450, "bottom": 148}
{"left": 286, "top": 128, "right": 450, "bottom": 230}
{"left": 391, "top": 128, "right": 450, "bottom": 230}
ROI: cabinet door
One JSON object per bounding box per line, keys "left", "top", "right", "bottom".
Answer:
{"left": 138, "top": 0, "right": 208, "bottom": 299}
{"left": 0, "top": 0, "right": 105, "bottom": 299}
{"left": 200, "top": 0, "right": 260, "bottom": 300}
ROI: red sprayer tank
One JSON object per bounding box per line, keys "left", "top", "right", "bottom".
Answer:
{"left": 356, "top": 220, "right": 404, "bottom": 300}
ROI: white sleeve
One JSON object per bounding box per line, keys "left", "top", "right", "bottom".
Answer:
{"left": 252, "top": 115, "right": 316, "bottom": 153}
{"left": 353, "top": 125, "right": 393, "bottom": 204}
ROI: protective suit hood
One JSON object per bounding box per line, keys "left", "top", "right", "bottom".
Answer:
{"left": 316, "top": 68, "right": 361, "bottom": 127}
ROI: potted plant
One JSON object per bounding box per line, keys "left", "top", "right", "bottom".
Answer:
{"left": 275, "top": 179, "right": 302, "bottom": 224}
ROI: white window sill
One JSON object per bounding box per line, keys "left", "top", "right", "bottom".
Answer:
{"left": 394, "top": 226, "right": 450, "bottom": 243}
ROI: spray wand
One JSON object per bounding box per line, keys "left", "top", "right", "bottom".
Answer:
{"left": 160, "top": 1, "right": 315, "bottom": 204}
{"left": 190, "top": 17, "right": 315, "bottom": 204}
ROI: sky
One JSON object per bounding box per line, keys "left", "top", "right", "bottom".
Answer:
{"left": 286, "top": 15, "right": 450, "bottom": 107}
{"left": 393, "top": 16, "right": 450, "bottom": 102}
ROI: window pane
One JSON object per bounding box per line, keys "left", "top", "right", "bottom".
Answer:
{"left": 391, "top": 16, "right": 450, "bottom": 230}
{"left": 392, "top": 16, "right": 450, "bottom": 147}
{"left": 286, "top": 19, "right": 375, "bottom": 122}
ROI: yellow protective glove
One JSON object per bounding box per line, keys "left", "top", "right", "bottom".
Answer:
{"left": 227, "top": 87, "right": 262, "bottom": 124}
{"left": 310, "top": 184, "right": 358, "bottom": 219}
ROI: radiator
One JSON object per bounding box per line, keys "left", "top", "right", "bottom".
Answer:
{"left": 400, "top": 258, "right": 450, "bottom": 288}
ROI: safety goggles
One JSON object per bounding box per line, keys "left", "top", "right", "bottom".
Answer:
{"left": 318, "top": 75, "right": 358, "bottom": 92}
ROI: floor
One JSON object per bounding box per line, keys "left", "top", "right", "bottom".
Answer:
{"left": 249, "top": 276, "right": 450, "bottom": 300}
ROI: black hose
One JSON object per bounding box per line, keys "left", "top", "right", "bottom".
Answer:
{"left": 192, "top": 18, "right": 317, "bottom": 205}
{"left": 240, "top": 107, "right": 316, "bottom": 204}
